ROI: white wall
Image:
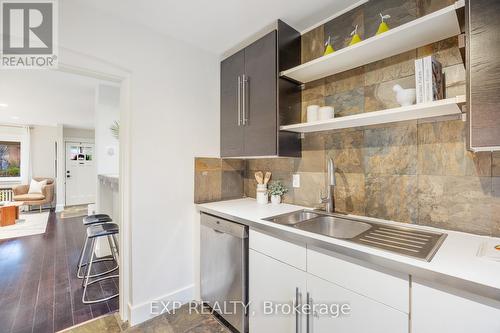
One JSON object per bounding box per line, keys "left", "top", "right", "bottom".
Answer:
{"left": 30, "top": 125, "right": 58, "bottom": 178}
{"left": 95, "top": 84, "right": 120, "bottom": 175}
{"left": 60, "top": 2, "right": 220, "bottom": 325}
{"left": 63, "top": 127, "right": 95, "bottom": 140}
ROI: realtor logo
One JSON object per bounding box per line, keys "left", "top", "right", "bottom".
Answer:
{"left": 1, "top": 0, "right": 58, "bottom": 68}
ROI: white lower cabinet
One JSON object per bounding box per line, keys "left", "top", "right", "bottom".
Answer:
{"left": 411, "top": 281, "right": 500, "bottom": 333}
{"left": 249, "top": 249, "right": 307, "bottom": 333}
{"left": 248, "top": 230, "right": 499, "bottom": 333}
{"left": 307, "top": 274, "right": 408, "bottom": 333}
{"left": 249, "top": 248, "right": 408, "bottom": 333}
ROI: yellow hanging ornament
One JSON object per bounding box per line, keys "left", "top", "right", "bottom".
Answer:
{"left": 376, "top": 13, "right": 391, "bottom": 35}
{"left": 349, "top": 25, "right": 362, "bottom": 46}
{"left": 324, "top": 36, "right": 334, "bottom": 56}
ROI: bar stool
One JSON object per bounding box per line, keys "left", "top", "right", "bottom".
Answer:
{"left": 82, "top": 223, "right": 119, "bottom": 304}
{"left": 83, "top": 214, "right": 113, "bottom": 224}
{"left": 77, "top": 214, "right": 115, "bottom": 279}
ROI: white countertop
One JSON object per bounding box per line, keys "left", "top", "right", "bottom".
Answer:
{"left": 98, "top": 174, "right": 119, "bottom": 180}
{"left": 197, "top": 198, "right": 500, "bottom": 298}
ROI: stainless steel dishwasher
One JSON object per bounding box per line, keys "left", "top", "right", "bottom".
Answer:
{"left": 201, "top": 213, "right": 248, "bottom": 333}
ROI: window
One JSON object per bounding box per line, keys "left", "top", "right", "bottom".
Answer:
{"left": 0, "top": 141, "right": 21, "bottom": 178}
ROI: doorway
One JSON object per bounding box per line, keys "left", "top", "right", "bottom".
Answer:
{"left": 57, "top": 52, "right": 132, "bottom": 324}
{"left": 0, "top": 63, "right": 129, "bottom": 331}
{"left": 65, "top": 141, "right": 96, "bottom": 206}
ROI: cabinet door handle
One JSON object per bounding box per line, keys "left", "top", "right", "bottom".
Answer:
{"left": 242, "top": 74, "right": 248, "bottom": 125}
{"left": 237, "top": 75, "right": 242, "bottom": 126}
{"left": 295, "top": 287, "right": 301, "bottom": 333}
{"left": 306, "top": 292, "right": 312, "bottom": 333}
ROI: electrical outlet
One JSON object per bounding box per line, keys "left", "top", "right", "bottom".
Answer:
{"left": 292, "top": 174, "right": 300, "bottom": 188}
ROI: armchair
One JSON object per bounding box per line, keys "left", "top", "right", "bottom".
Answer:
{"left": 12, "top": 177, "right": 55, "bottom": 212}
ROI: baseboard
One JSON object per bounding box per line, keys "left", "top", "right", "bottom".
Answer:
{"left": 55, "top": 204, "right": 65, "bottom": 212}
{"left": 128, "top": 284, "right": 194, "bottom": 326}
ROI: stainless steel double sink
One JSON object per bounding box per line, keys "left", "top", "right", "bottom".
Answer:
{"left": 264, "top": 210, "right": 446, "bottom": 262}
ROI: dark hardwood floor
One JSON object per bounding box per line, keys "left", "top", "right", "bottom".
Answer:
{"left": 0, "top": 211, "right": 118, "bottom": 333}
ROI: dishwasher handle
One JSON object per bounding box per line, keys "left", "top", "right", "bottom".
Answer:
{"left": 201, "top": 213, "right": 248, "bottom": 239}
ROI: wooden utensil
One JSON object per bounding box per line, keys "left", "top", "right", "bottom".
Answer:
{"left": 255, "top": 171, "right": 264, "bottom": 184}
{"left": 263, "top": 172, "right": 272, "bottom": 184}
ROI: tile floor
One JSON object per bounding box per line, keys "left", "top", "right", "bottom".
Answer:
{"left": 61, "top": 305, "right": 232, "bottom": 333}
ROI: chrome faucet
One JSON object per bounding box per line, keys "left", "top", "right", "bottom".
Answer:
{"left": 320, "top": 158, "right": 336, "bottom": 213}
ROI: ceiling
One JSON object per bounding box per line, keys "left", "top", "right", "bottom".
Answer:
{"left": 0, "top": 70, "right": 99, "bottom": 129}
{"left": 73, "top": 0, "right": 361, "bottom": 55}
{"left": 0, "top": 1, "right": 362, "bottom": 128}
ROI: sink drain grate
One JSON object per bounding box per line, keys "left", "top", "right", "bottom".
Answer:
{"left": 353, "top": 225, "right": 446, "bottom": 261}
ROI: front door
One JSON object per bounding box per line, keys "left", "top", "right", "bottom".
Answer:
{"left": 65, "top": 142, "right": 96, "bottom": 206}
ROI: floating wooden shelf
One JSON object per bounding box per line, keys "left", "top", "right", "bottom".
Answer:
{"left": 280, "top": 1, "right": 465, "bottom": 84}
{"left": 280, "top": 96, "right": 466, "bottom": 133}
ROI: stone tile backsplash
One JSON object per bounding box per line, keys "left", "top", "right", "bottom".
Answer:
{"left": 235, "top": 119, "right": 499, "bottom": 237}
{"left": 195, "top": 120, "right": 500, "bottom": 237}
{"left": 194, "top": 158, "right": 245, "bottom": 204}
{"left": 194, "top": 0, "right": 500, "bottom": 236}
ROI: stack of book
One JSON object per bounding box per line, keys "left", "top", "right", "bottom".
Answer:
{"left": 415, "top": 55, "right": 444, "bottom": 103}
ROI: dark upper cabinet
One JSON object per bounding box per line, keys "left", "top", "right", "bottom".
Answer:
{"left": 220, "top": 21, "right": 301, "bottom": 158}
{"left": 243, "top": 32, "right": 277, "bottom": 157}
{"left": 466, "top": 0, "right": 500, "bottom": 151}
{"left": 220, "top": 49, "right": 245, "bottom": 157}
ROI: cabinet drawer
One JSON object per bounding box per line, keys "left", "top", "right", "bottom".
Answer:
{"left": 308, "top": 274, "right": 408, "bottom": 333}
{"left": 249, "top": 229, "right": 306, "bottom": 270}
{"left": 307, "top": 248, "right": 409, "bottom": 312}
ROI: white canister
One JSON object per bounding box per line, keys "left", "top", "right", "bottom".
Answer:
{"left": 318, "top": 106, "right": 334, "bottom": 120}
{"left": 256, "top": 184, "right": 268, "bottom": 204}
{"left": 306, "top": 105, "right": 319, "bottom": 122}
